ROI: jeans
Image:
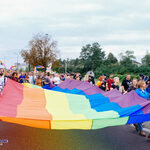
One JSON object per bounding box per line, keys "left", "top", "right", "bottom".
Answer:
{"left": 137, "top": 123, "right": 143, "bottom": 131}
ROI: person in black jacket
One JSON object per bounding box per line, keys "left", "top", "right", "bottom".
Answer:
{"left": 122, "top": 75, "right": 131, "bottom": 94}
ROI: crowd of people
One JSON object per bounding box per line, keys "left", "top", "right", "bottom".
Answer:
{"left": 5, "top": 71, "right": 82, "bottom": 87}
{"left": 96, "top": 73, "right": 150, "bottom": 138}
{"left": 96, "top": 73, "right": 150, "bottom": 96}
{"left": 0, "top": 69, "right": 150, "bottom": 139}
{"left": 2, "top": 70, "right": 150, "bottom": 102}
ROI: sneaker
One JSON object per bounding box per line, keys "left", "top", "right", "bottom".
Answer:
{"left": 139, "top": 131, "right": 146, "bottom": 137}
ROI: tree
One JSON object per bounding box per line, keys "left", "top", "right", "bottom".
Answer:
{"left": 52, "top": 60, "right": 62, "bottom": 72}
{"left": 119, "top": 50, "right": 136, "bottom": 66}
{"left": 107, "top": 53, "right": 118, "bottom": 63}
{"left": 57, "top": 45, "right": 150, "bottom": 76}
{"left": 142, "top": 51, "right": 150, "bottom": 66}
{"left": 79, "top": 42, "right": 105, "bottom": 71}
{"left": 21, "top": 33, "right": 58, "bottom": 69}
{"left": 104, "top": 52, "right": 118, "bottom": 65}
{"left": 19, "top": 68, "right": 23, "bottom": 72}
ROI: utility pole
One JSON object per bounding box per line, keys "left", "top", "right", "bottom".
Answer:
{"left": 3, "top": 56, "right": 6, "bottom": 64}
{"left": 14, "top": 52, "right": 19, "bottom": 71}
{"left": 17, "top": 55, "right": 18, "bottom": 70}
{"left": 65, "top": 60, "right": 67, "bottom": 73}
{"left": 28, "top": 55, "right": 30, "bottom": 72}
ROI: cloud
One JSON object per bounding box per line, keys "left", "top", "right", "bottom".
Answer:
{"left": 0, "top": 0, "right": 150, "bottom": 68}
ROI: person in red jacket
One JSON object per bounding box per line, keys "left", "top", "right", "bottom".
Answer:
{"left": 106, "top": 74, "right": 114, "bottom": 91}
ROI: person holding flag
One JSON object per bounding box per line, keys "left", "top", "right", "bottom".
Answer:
{"left": 46, "top": 63, "right": 52, "bottom": 73}
{"left": 0, "top": 64, "right": 5, "bottom": 96}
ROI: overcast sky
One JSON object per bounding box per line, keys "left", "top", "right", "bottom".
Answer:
{"left": 0, "top": 0, "right": 150, "bottom": 68}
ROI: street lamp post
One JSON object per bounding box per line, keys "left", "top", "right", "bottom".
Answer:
{"left": 28, "top": 54, "right": 30, "bottom": 72}
{"left": 65, "top": 60, "right": 67, "bottom": 73}
{"left": 14, "top": 52, "right": 19, "bottom": 71}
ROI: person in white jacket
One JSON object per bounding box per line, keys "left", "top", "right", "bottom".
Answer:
{"left": 53, "top": 73, "right": 60, "bottom": 86}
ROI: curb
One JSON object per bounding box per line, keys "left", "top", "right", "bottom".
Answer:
{"left": 130, "top": 124, "right": 150, "bottom": 133}
{"left": 143, "top": 128, "right": 150, "bottom": 133}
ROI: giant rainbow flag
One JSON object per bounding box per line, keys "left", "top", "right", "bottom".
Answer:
{"left": 0, "top": 78, "right": 150, "bottom": 130}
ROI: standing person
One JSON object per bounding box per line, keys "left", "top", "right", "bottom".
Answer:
{"left": 69, "top": 74, "right": 74, "bottom": 80}
{"left": 88, "top": 71, "right": 95, "bottom": 85}
{"left": 88, "top": 70, "right": 94, "bottom": 78}
{"left": 99, "top": 74, "right": 107, "bottom": 91}
{"left": 53, "top": 73, "right": 61, "bottom": 86}
{"left": 60, "top": 74, "right": 65, "bottom": 81}
{"left": 106, "top": 74, "right": 114, "bottom": 91}
{"left": 146, "top": 76, "right": 150, "bottom": 96}
{"left": 24, "top": 73, "right": 29, "bottom": 83}
{"left": 35, "top": 75, "right": 42, "bottom": 86}
{"left": 64, "top": 73, "right": 69, "bottom": 80}
{"left": 121, "top": 74, "right": 131, "bottom": 94}
{"left": 33, "top": 72, "right": 38, "bottom": 85}
{"left": 76, "top": 75, "right": 80, "bottom": 81}
{"left": 97, "top": 76, "right": 105, "bottom": 87}
{"left": 49, "top": 74, "right": 54, "bottom": 84}
{"left": 126, "top": 78, "right": 139, "bottom": 133}
{"left": 12, "top": 72, "right": 18, "bottom": 82}
{"left": 0, "top": 71, "right": 4, "bottom": 95}
{"left": 44, "top": 72, "right": 51, "bottom": 85}
{"left": 135, "top": 80, "right": 149, "bottom": 137}
{"left": 41, "top": 72, "right": 46, "bottom": 87}
{"left": 72, "top": 73, "right": 76, "bottom": 80}
{"left": 84, "top": 74, "right": 89, "bottom": 82}
{"left": 18, "top": 72, "right": 25, "bottom": 83}
{"left": 111, "top": 77, "right": 120, "bottom": 90}
{"left": 42, "top": 72, "right": 54, "bottom": 89}
{"left": 102, "top": 74, "right": 107, "bottom": 84}
{"left": 127, "top": 78, "right": 138, "bottom": 92}
{"left": 88, "top": 75, "right": 95, "bottom": 85}
{"left": 76, "top": 73, "right": 82, "bottom": 81}
{"left": 28, "top": 72, "right": 34, "bottom": 84}
{"left": 136, "top": 80, "right": 149, "bottom": 100}
{"left": 99, "top": 76, "right": 107, "bottom": 91}
{"left": 49, "top": 74, "right": 55, "bottom": 88}
{"left": 139, "top": 74, "right": 144, "bottom": 80}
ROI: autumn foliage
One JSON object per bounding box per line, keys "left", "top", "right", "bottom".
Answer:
{"left": 21, "top": 33, "right": 58, "bottom": 69}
